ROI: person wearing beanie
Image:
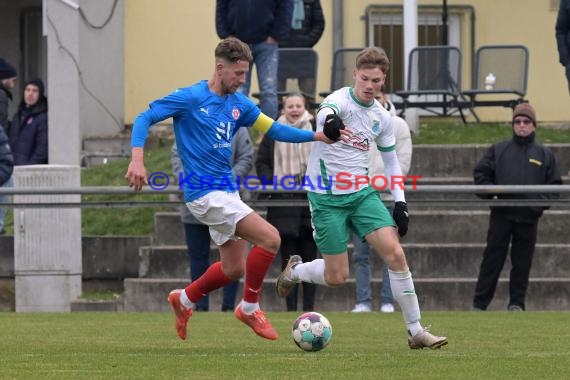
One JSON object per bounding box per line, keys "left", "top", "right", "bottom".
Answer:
{"left": 0, "top": 58, "right": 17, "bottom": 129}
{"left": 472, "top": 102, "right": 562, "bottom": 312}
{"left": 8, "top": 78, "right": 48, "bottom": 165}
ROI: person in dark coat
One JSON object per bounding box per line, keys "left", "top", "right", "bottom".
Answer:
{"left": 216, "top": 0, "right": 293, "bottom": 119}
{"left": 0, "top": 123, "right": 14, "bottom": 234}
{"left": 8, "top": 78, "right": 48, "bottom": 165}
{"left": 555, "top": 0, "right": 570, "bottom": 94}
{"left": 472, "top": 103, "right": 563, "bottom": 312}
{"left": 278, "top": 0, "right": 325, "bottom": 100}
{"left": 255, "top": 93, "right": 318, "bottom": 311}
{"left": 0, "top": 58, "right": 17, "bottom": 129}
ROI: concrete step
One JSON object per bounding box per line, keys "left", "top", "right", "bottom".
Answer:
{"left": 70, "top": 299, "right": 124, "bottom": 312}
{"left": 137, "top": 243, "right": 570, "bottom": 279}
{"left": 409, "top": 144, "right": 570, "bottom": 178}
{"left": 154, "top": 210, "right": 570, "bottom": 246}
{"left": 0, "top": 235, "right": 151, "bottom": 279}
{"left": 123, "top": 277, "right": 570, "bottom": 312}
{"left": 406, "top": 210, "right": 570, "bottom": 244}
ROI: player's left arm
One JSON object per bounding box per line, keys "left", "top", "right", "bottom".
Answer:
{"left": 127, "top": 89, "right": 190, "bottom": 191}
{"left": 251, "top": 113, "right": 347, "bottom": 144}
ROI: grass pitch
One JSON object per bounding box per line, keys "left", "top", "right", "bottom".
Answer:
{"left": 0, "top": 311, "right": 568, "bottom": 379}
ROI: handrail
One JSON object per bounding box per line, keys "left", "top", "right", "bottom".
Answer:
{"left": 0, "top": 185, "right": 568, "bottom": 208}
{"left": 1, "top": 185, "right": 569, "bottom": 195}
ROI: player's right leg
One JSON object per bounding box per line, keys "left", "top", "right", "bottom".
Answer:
{"left": 277, "top": 190, "right": 352, "bottom": 297}
{"left": 233, "top": 212, "right": 280, "bottom": 340}
{"left": 167, "top": 191, "right": 248, "bottom": 340}
{"left": 366, "top": 227, "right": 447, "bottom": 349}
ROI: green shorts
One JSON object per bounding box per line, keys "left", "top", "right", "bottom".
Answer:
{"left": 308, "top": 186, "right": 396, "bottom": 254}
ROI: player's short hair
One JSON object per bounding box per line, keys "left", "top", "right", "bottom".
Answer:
{"left": 355, "top": 47, "right": 390, "bottom": 74}
{"left": 215, "top": 37, "right": 253, "bottom": 63}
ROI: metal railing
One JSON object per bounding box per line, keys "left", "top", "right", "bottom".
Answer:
{"left": 0, "top": 185, "right": 569, "bottom": 208}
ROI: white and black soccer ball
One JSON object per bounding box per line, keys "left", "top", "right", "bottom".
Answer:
{"left": 292, "top": 312, "right": 332, "bottom": 352}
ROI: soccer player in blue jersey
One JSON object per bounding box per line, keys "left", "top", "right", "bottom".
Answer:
{"left": 125, "top": 37, "right": 348, "bottom": 342}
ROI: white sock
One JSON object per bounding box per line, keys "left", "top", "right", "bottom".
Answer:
{"left": 240, "top": 300, "right": 259, "bottom": 314}
{"left": 179, "top": 289, "right": 194, "bottom": 310}
{"left": 389, "top": 269, "right": 423, "bottom": 336}
{"left": 290, "top": 259, "right": 327, "bottom": 285}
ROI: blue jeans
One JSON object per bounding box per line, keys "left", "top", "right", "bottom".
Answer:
{"left": 351, "top": 232, "right": 394, "bottom": 306}
{"left": 0, "top": 176, "right": 13, "bottom": 232}
{"left": 239, "top": 41, "right": 278, "bottom": 119}
{"left": 183, "top": 223, "right": 239, "bottom": 311}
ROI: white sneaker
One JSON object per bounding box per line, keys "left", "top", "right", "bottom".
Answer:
{"left": 380, "top": 303, "right": 395, "bottom": 313}
{"left": 351, "top": 303, "right": 372, "bottom": 313}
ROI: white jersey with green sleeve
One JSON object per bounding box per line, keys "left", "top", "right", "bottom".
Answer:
{"left": 305, "top": 87, "right": 395, "bottom": 195}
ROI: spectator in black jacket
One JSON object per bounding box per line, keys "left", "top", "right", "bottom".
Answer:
{"left": 0, "top": 124, "right": 14, "bottom": 234}
{"left": 556, "top": 0, "right": 570, "bottom": 94}
{"left": 8, "top": 78, "right": 48, "bottom": 165}
{"left": 278, "top": 0, "right": 325, "bottom": 100}
{"left": 216, "top": 0, "right": 293, "bottom": 119}
{"left": 255, "top": 93, "right": 317, "bottom": 311}
{"left": 472, "top": 103, "right": 562, "bottom": 312}
{"left": 0, "top": 58, "right": 17, "bottom": 129}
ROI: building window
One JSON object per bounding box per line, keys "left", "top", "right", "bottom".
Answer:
{"left": 366, "top": 5, "right": 471, "bottom": 94}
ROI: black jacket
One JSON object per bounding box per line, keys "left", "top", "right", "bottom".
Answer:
{"left": 474, "top": 133, "right": 562, "bottom": 222}
{"left": 8, "top": 97, "right": 48, "bottom": 165}
{"left": 279, "top": 0, "right": 325, "bottom": 48}
{"left": 0, "top": 82, "right": 13, "bottom": 129}
{"left": 255, "top": 134, "right": 313, "bottom": 238}
{"left": 0, "top": 126, "right": 14, "bottom": 186}
{"left": 216, "top": 0, "right": 293, "bottom": 44}
{"left": 556, "top": 0, "right": 570, "bottom": 66}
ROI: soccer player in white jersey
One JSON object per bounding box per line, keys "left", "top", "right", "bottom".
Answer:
{"left": 276, "top": 47, "right": 448, "bottom": 349}
{"left": 126, "top": 37, "right": 348, "bottom": 342}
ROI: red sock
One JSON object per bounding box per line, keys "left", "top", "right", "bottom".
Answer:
{"left": 184, "top": 262, "right": 232, "bottom": 303}
{"left": 243, "top": 246, "right": 275, "bottom": 303}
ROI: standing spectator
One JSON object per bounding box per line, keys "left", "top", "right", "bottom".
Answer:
{"left": 171, "top": 127, "right": 254, "bottom": 312}
{"left": 278, "top": 0, "right": 325, "bottom": 101}
{"left": 351, "top": 91, "right": 412, "bottom": 314}
{"left": 8, "top": 78, "right": 48, "bottom": 165}
{"left": 0, "top": 58, "right": 16, "bottom": 234}
{"left": 255, "top": 93, "right": 317, "bottom": 311}
{"left": 556, "top": 0, "right": 570, "bottom": 94}
{"left": 0, "top": 121, "right": 14, "bottom": 235}
{"left": 216, "top": 0, "right": 293, "bottom": 119}
{"left": 0, "top": 58, "right": 17, "bottom": 129}
{"left": 472, "top": 103, "right": 562, "bottom": 312}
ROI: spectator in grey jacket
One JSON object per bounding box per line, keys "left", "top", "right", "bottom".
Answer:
{"left": 556, "top": 0, "right": 570, "bottom": 94}
{"left": 171, "top": 127, "right": 254, "bottom": 311}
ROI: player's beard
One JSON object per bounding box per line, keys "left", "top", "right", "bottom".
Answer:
{"left": 222, "top": 81, "right": 239, "bottom": 96}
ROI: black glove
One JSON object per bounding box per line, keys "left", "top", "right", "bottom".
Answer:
{"left": 323, "top": 114, "right": 345, "bottom": 141}
{"left": 392, "top": 201, "right": 409, "bottom": 237}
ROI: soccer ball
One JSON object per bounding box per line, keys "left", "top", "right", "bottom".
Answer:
{"left": 292, "top": 312, "right": 332, "bottom": 352}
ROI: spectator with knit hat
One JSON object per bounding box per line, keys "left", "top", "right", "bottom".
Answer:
{"left": 472, "top": 102, "right": 563, "bottom": 311}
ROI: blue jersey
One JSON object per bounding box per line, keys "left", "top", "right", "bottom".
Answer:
{"left": 132, "top": 80, "right": 259, "bottom": 202}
